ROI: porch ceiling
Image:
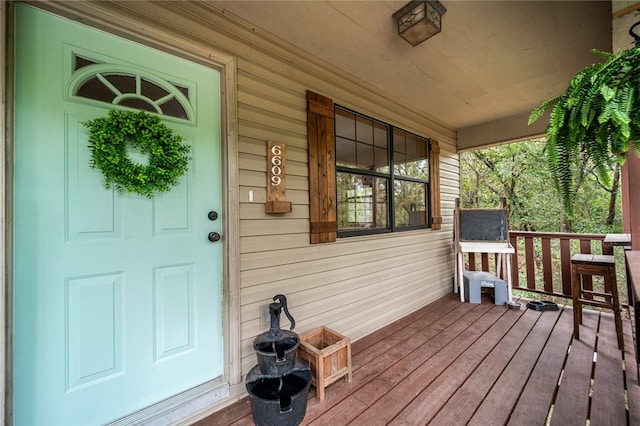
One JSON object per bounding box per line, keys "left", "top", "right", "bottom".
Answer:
{"left": 212, "top": 1, "right": 613, "bottom": 148}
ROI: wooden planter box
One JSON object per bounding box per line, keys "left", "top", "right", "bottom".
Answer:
{"left": 297, "top": 326, "right": 352, "bottom": 401}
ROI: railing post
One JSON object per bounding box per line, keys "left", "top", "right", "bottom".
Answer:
{"left": 560, "top": 237, "right": 573, "bottom": 296}
{"left": 510, "top": 234, "right": 519, "bottom": 287}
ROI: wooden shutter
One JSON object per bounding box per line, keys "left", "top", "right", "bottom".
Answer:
{"left": 307, "top": 90, "right": 337, "bottom": 243}
{"left": 430, "top": 139, "right": 442, "bottom": 230}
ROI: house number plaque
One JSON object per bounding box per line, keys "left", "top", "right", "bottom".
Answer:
{"left": 265, "top": 141, "right": 292, "bottom": 214}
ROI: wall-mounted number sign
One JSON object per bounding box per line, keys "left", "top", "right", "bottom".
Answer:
{"left": 265, "top": 141, "right": 292, "bottom": 214}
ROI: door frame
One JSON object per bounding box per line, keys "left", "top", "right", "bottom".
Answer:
{"left": 1, "top": 1, "right": 242, "bottom": 423}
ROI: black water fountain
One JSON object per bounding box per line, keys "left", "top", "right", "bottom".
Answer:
{"left": 246, "top": 294, "right": 311, "bottom": 426}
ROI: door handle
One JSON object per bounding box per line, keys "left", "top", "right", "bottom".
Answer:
{"left": 208, "top": 232, "right": 221, "bottom": 242}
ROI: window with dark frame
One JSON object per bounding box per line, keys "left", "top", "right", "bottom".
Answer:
{"left": 335, "top": 105, "right": 431, "bottom": 236}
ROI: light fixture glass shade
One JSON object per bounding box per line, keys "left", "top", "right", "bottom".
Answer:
{"left": 392, "top": 1, "right": 446, "bottom": 46}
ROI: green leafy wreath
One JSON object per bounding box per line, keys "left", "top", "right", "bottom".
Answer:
{"left": 83, "top": 109, "right": 191, "bottom": 198}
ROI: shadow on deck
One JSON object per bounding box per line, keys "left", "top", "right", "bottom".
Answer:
{"left": 194, "top": 293, "right": 639, "bottom": 425}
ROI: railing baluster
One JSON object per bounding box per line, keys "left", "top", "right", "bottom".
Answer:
{"left": 525, "top": 236, "right": 536, "bottom": 289}
{"left": 560, "top": 237, "right": 572, "bottom": 296}
{"left": 481, "top": 253, "right": 489, "bottom": 272}
{"left": 580, "top": 239, "right": 592, "bottom": 254}
{"left": 542, "top": 237, "right": 553, "bottom": 293}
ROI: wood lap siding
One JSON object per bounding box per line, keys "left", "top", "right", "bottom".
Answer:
{"left": 59, "top": 0, "right": 462, "bottom": 388}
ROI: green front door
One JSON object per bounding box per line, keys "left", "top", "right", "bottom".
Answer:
{"left": 14, "top": 4, "right": 224, "bottom": 424}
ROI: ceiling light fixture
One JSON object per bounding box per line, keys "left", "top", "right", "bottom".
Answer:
{"left": 393, "top": 0, "right": 447, "bottom": 46}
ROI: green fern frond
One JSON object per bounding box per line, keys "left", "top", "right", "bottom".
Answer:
{"left": 531, "top": 46, "right": 640, "bottom": 218}
{"left": 528, "top": 96, "right": 560, "bottom": 124}
{"left": 554, "top": 141, "right": 574, "bottom": 217}
{"left": 592, "top": 48, "right": 615, "bottom": 61}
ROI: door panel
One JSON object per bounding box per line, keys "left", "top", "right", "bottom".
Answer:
{"left": 14, "top": 4, "right": 224, "bottom": 425}
{"left": 66, "top": 112, "right": 122, "bottom": 240}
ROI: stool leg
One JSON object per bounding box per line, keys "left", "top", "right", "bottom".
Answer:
{"left": 607, "top": 267, "right": 624, "bottom": 350}
{"left": 572, "top": 265, "right": 581, "bottom": 341}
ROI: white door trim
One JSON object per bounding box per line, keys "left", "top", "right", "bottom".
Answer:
{"left": 1, "top": 2, "right": 9, "bottom": 425}
{"left": 3, "top": 1, "right": 241, "bottom": 423}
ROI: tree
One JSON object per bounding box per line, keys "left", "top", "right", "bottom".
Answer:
{"left": 461, "top": 139, "right": 622, "bottom": 234}
{"left": 529, "top": 44, "right": 640, "bottom": 217}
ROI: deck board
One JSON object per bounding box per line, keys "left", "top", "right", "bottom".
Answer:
{"left": 390, "top": 303, "right": 527, "bottom": 424}
{"left": 591, "top": 312, "right": 627, "bottom": 426}
{"left": 192, "top": 293, "right": 639, "bottom": 426}
{"left": 468, "top": 305, "right": 562, "bottom": 425}
{"left": 352, "top": 304, "right": 505, "bottom": 424}
{"left": 313, "top": 301, "right": 494, "bottom": 424}
{"left": 351, "top": 297, "right": 465, "bottom": 369}
{"left": 623, "top": 316, "right": 640, "bottom": 426}
{"left": 428, "top": 305, "right": 543, "bottom": 425}
{"left": 550, "top": 310, "right": 599, "bottom": 426}
{"left": 304, "top": 299, "right": 472, "bottom": 424}
{"left": 350, "top": 296, "right": 457, "bottom": 355}
{"left": 507, "top": 306, "right": 573, "bottom": 425}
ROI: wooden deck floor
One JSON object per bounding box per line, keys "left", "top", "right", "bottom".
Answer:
{"left": 195, "top": 293, "right": 640, "bottom": 425}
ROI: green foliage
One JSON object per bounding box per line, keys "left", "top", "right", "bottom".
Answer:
{"left": 461, "top": 140, "right": 622, "bottom": 234}
{"left": 84, "top": 109, "right": 191, "bottom": 198}
{"left": 529, "top": 47, "right": 640, "bottom": 217}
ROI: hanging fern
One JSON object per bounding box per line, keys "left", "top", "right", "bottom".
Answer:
{"left": 530, "top": 46, "right": 640, "bottom": 217}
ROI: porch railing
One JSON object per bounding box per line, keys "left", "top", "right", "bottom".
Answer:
{"left": 463, "top": 231, "right": 627, "bottom": 303}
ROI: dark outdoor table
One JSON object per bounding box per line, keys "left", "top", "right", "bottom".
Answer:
{"left": 604, "top": 233, "right": 631, "bottom": 248}
{"left": 625, "top": 250, "right": 640, "bottom": 382}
